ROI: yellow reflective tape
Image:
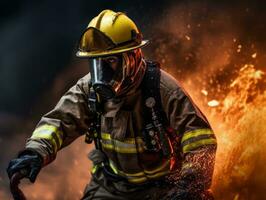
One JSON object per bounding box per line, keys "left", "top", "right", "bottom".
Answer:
{"left": 33, "top": 124, "right": 60, "bottom": 133}
{"left": 108, "top": 159, "right": 172, "bottom": 184}
{"left": 101, "top": 143, "right": 114, "bottom": 150}
{"left": 126, "top": 170, "right": 170, "bottom": 184}
{"left": 117, "top": 168, "right": 145, "bottom": 177}
{"left": 111, "top": 159, "right": 168, "bottom": 183}
{"left": 101, "top": 133, "right": 146, "bottom": 153}
{"left": 144, "top": 160, "right": 170, "bottom": 175}
{"left": 181, "top": 129, "right": 214, "bottom": 143}
{"left": 182, "top": 138, "right": 217, "bottom": 153}
{"left": 110, "top": 159, "right": 170, "bottom": 178}
{"left": 31, "top": 125, "right": 64, "bottom": 152}
{"left": 101, "top": 133, "right": 144, "bottom": 144}
{"left": 127, "top": 176, "right": 148, "bottom": 184}
{"left": 108, "top": 159, "right": 145, "bottom": 177}
{"left": 33, "top": 125, "right": 64, "bottom": 144}
{"left": 31, "top": 132, "right": 58, "bottom": 152}
{"left": 101, "top": 142, "right": 145, "bottom": 153}
{"left": 56, "top": 131, "right": 63, "bottom": 147}
{"left": 101, "top": 133, "right": 111, "bottom": 140}
{"left": 91, "top": 165, "right": 99, "bottom": 174}
{"left": 146, "top": 170, "right": 170, "bottom": 179}
{"left": 109, "top": 162, "right": 119, "bottom": 174}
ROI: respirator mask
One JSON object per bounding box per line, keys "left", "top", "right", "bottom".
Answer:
{"left": 88, "top": 49, "right": 145, "bottom": 102}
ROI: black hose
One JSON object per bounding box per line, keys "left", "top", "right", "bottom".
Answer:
{"left": 10, "top": 171, "right": 27, "bottom": 200}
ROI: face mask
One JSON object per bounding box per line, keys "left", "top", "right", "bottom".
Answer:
{"left": 89, "top": 55, "right": 124, "bottom": 101}
{"left": 89, "top": 49, "right": 144, "bottom": 102}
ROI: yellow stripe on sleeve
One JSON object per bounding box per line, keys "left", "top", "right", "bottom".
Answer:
{"left": 181, "top": 128, "right": 214, "bottom": 143}
{"left": 31, "top": 124, "right": 64, "bottom": 152}
{"left": 182, "top": 138, "right": 217, "bottom": 153}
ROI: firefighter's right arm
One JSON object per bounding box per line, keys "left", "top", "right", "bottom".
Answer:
{"left": 7, "top": 74, "right": 93, "bottom": 181}
{"left": 26, "top": 74, "right": 93, "bottom": 165}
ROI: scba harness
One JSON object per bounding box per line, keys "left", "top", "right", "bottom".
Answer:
{"left": 85, "top": 60, "right": 180, "bottom": 180}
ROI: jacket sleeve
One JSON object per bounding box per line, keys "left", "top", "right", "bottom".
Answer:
{"left": 166, "top": 84, "right": 217, "bottom": 195}
{"left": 25, "top": 74, "right": 93, "bottom": 165}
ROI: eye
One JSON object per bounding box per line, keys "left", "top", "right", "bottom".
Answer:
{"left": 106, "top": 57, "right": 118, "bottom": 64}
{"left": 104, "top": 56, "right": 120, "bottom": 70}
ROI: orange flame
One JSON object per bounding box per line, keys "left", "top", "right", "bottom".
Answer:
{"left": 183, "top": 64, "right": 266, "bottom": 200}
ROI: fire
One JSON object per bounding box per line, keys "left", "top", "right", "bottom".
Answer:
{"left": 3, "top": 4, "right": 266, "bottom": 200}
{"left": 189, "top": 64, "right": 266, "bottom": 199}
{"left": 207, "top": 100, "right": 219, "bottom": 107}
{"left": 201, "top": 89, "right": 208, "bottom": 96}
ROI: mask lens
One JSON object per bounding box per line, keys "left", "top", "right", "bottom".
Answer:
{"left": 89, "top": 56, "right": 123, "bottom": 100}
{"left": 89, "top": 58, "right": 114, "bottom": 84}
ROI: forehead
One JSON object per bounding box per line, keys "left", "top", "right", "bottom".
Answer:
{"left": 102, "top": 55, "right": 121, "bottom": 60}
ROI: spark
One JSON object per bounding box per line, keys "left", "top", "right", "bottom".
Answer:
{"left": 185, "top": 35, "right": 191, "bottom": 41}
{"left": 252, "top": 52, "right": 257, "bottom": 58}
{"left": 201, "top": 89, "right": 208, "bottom": 96}
{"left": 237, "top": 44, "right": 242, "bottom": 52}
{"left": 207, "top": 100, "right": 219, "bottom": 107}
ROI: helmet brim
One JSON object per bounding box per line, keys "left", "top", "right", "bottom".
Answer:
{"left": 76, "top": 40, "right": 149, "bottom": 58}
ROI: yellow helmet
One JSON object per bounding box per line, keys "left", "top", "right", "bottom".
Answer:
{"left": 76, "top": 10, "right": 149, "bottom": 58}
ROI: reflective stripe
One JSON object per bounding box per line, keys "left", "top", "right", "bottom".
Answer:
{"left": 91, "top": 165, "right": 99, "bottom": 174}
{"left": 109, "top": 162, "right": 119, "bottom": 174}
{"left": 144, "top": 159, "right": 170, "bottom": 175}
{"left": 182, "top": 134, "right": 215, "bottom": 147}
{"left": 182, "top": 162, "right": 193, "bottom": 170}
{"left": 101, "top": 132, "right": 110, "bottom": 140}
{"left": 181, "top": 129, "right": 216, "bottom": 153}
{"left": 117, "top": 160, "right": 170, "bottom": 176}
{"left": 100, "top": 132, "right": 174, "bottom": 183}
{"left": 101, "top": 142, "right": 145, "bottom": 153}
{"left": 91, "top": 162, "right": 105, "bottom": 174}
{"left": 181, "top": 128, "right": 214, "bottom": 143}
{"left": 101, "top": 133, "right": 145, "bottom": 153}
{"left": 182, "top": 138, "right": 217, "bottom": 153}
{"left": 125, "top": 170, "right": 171, "bottom": 184}
{"left": 31, "top": 125, "right": 63, "bottom": 152}
{"left": 146, "top": 170, "right": 170, "bottom": 179}
{"left": 109, "top": 159, "right": 171, "bottom": 183}
{"left": 101, "top": 133, "right": 144, "bottom": 144}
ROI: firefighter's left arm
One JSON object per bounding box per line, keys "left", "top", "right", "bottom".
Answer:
{"left": 25, "top": 74, "right": 93, "bottom": 165}
{"left": 166, "top": 85, "right": 217, "bottom": 198}
{"left": 176, "top": 146, "right": 216, "bottom": 199}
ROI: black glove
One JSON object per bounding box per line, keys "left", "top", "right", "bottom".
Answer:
{"left": 7, "top": 150, "right": 43, "bottom": 183}
{"left": 166, "top": 146, "right": 216, "bottom": 200}
{"left": 164, "top": 188, "right": 214, "bottom": 200}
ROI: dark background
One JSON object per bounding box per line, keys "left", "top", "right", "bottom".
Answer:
{"left": 1, "top": 0, "right": 266, "bottom": 199}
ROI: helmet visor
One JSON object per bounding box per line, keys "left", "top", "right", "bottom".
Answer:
{"left": 79, "top": 27, "right": 116, "bottom": 53}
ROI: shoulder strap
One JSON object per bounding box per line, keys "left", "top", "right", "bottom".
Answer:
{"left": 141, "top": 60, "right": 170, "bottom": 156}
{"left": 141, "top": 60, "right": 168, "bottom": 126}
{"left": 85, "top": 84, "right": 102, "bottom": 150}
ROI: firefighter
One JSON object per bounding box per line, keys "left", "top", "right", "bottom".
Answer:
{"left": 7, "top": 10, "right": 217, "bottom": 200}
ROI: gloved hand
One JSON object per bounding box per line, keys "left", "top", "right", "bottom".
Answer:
{"left": 164, "top": 164, "right": 213, "bottom": 200}
{"left": 164, "top": 187, "right": 214, "bottom": 200}
{"left": 166, "top": 146, "right": 216, "bottom": 200}
{"left": 7, "top": 150, "right": 43, "bottom": 183}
